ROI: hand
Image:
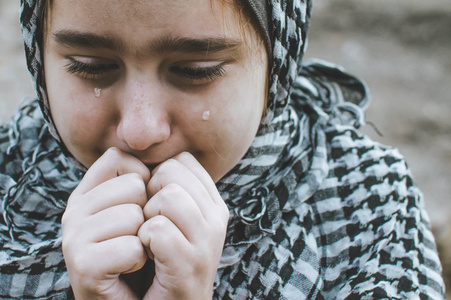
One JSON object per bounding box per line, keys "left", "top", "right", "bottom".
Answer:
{"left": 139, "top": 152, "right": 229, "bottom": 300}
{"left": 62, "top": 148, "right": 150, "bottom": 299}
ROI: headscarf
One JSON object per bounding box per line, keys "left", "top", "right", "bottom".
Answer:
{"left": 19, "top": 0, "right": 363, "bottom": 260}
{"left": 1, "top": 0, "right": 443, "bottom": 298}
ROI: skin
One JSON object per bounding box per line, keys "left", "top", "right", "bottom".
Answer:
{"left": 43, "top": 0, "right": 268, "bottom": 298}
{"left": 44, "top": 0, "right": 267, "bottom": 182}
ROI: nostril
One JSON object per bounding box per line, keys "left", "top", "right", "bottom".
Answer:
{"left": 118, "top": 112, "right": 170, "bottom": 151}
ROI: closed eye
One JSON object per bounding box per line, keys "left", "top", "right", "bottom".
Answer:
{"left": 65, "top": 58, "right": 120, "bottom": 81}
{"left": 169, "top": 63, "right": 225, "bottom": 86}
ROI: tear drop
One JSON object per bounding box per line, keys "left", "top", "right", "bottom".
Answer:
{"left": 202, "top": 110, "right": 210, "bottom": 121}
{"left": 94, "top": 87, "right": 102, "bottom": 98}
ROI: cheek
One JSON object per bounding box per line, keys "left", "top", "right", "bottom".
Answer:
{"left": 207, "top": 83, "right": 264, "bottom": 155}
{"left": 46, "top": 69, "right": 114, "bottom": 156}
{"left": 65, "top": 104, "right": 104, "bottom": 141}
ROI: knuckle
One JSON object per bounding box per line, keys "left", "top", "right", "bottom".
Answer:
{"left": 210, "top": 208, "right": 229, "bottom": 236}
{"left": 104, "top": 147, "right": 125, "bottom": 169}
{"left": 176, "top": 151, "right": 193, "bottom": 162}
{"left": 64, "top": 246, "right": 91, "bottom": 275}
{"left": 61, "top": 211, "right": 71, "bottom": 228}
{"left": 215, "top": 200, "right": 230, "bottom": 225}
{"left": 222, "top": 207, "right": 230, "bottom": 224}
{"left": 127, "top": 172, "right": 144, "bottom": 182}
{"left": 102, "top": 147, "right": 125, "bottom": 167}
{"left": 127, "top": 236, "right": 146, "bottom": 257}
{"left": 124, "top": 174, "right": 147, "bottom": 205}
{"left": 126, "top": 173, "right": 146, "bottom": 191}
{"left": 73, "top": 259, "right": 91, "bottom": 278}
{"left": 126, "top": 204, "right": 145, "bottom": 228}
{"left": 105, "top": 146, "right": 123, "bottom": 159}
{"left": 66, "top": 193, "right": 77, "bottom": 206}
{"left": 165, "top": 182, "right": 183, "bottom": 193}
{"left": 147, "top": 215, "right": 170, "bottom": 232}
{"left": 61, "top": 235, "right": 72, "bottom": 255}
{"left": 155, "top": 158, "right": 178, "bottom": 175}
{"left": 61, "top": 207, "right": 78, "bottom": 230}
{"left": 211, "top": 219, "right": 227, "bottom": 236}
{"left": 160, "top": 183, "right": 183, "bottom": 199}
{"left": 220, "top": 202, "right": 230, "bottom": 220}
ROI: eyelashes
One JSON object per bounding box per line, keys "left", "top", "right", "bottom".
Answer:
{"left": 65, "top": 58, "right": 119, "bottom": 80}
{"left": 65, "top": 58, "right": 226, "bottom": 85}
{"left": 169, "top": 65, "right": 225, "bottom": 82}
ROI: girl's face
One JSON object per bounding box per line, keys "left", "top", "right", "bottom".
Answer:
{"left": 44, "top": 0, "right": 267, "bottom": 182}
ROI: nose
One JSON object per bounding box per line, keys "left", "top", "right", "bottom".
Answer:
{"left": 117, "top": 80, "right": 170, "bottom": 151}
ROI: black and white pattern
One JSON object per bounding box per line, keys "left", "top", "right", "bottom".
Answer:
{"left": 0, "top": 0, "right": 445, "bottom": 298}
{"left": 0, "top": 102, "right": 80, "bottom": 299}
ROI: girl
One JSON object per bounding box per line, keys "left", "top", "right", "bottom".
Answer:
{"left": 0, "top": 0, "right": 445, "bottom": 298}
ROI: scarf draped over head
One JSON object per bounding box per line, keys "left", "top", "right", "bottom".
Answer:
{"left": 2, "top": 0, "right": 373, "bottom": 298}
{"left": 20, "top": 0, "right": 84, "bottom": 170}
{"left": 215, "top": 0, "right": 368, "bottom": 266}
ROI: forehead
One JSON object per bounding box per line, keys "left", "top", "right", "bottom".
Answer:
{"left": 47, "top": 0, "right": 244, "bottom": 38}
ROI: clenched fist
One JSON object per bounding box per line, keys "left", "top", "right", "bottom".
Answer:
{"left": 62, "top": 148, "right": 229, "bottom": 299}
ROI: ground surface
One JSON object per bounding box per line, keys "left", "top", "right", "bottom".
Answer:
{"left": 1, "top": 0, "right": 450, "bottom": 296}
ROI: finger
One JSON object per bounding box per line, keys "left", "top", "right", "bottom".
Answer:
{"left": 143, "top": 183, "right": 206, "bottom": 241}
{"left": 138, "top": 215, "right": 191, "bottom": 265}
{"left": 97, "top": 236, "right": 147, "bottom": 275}
{"left": 73, "top": 147, "right": 150, "bottom": 196}
{"left": 65, "top": 235, "right": 147, "bottom": 279}
{"left": 83, "top": 204, "right": 144, "bottom": 242}
{"left": 162, "top": 152, "right": 229, "bottom": 222}
{"left": 172, "top": 152, "right": 223, "bottom": 204}
{"left": 148, "top": 158, "right": 215, "bottom": 220}
{"left": 64, "top": 173, "right": 148, "bottom": 225}
{"left": 81, "top": 173, "right": 149, "bottom": 214}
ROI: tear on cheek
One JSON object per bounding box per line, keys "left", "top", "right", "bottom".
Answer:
{"left": 94, "top": 87, "right": 102, "bottom": 98}
{"left": 202, "top": 110, "right": 210, "bottom": 121}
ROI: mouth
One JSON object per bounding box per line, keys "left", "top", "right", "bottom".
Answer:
{"left": 135, "top": 150, "right": 189, "bottom": 173}
{"left": 144, "top": 163, "right": 160, "bottom": 173}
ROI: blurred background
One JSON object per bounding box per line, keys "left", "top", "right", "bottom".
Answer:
{"left": 1, "top": 0, "right": 450, "bottom": 296}
{"left": 305, "top": 1, "right": 451, "bottom": 296}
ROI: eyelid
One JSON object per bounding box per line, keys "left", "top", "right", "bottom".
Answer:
{"left": 168, "top": 61, "right": 227, "bottom": 87}
{"left": 68, "top": 55, "right": 117, "bottom": 64}
{"left": 174, "top": 60, "right": 224, "bottom": 67}
{"left": 64, "top": 57, "right": 121, "bottom": 85}
{"left": 170, "top": 59, "right": 228, "bottom": 74}
{"left": 65, "top": 59, "right": 117, "bottom": 74}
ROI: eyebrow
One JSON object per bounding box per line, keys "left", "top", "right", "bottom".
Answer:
{"left": 53, "top": 30, "right": 126, "bottom": 52}
{"left": 52, "top": 30, "right": 241, "bottom": 55}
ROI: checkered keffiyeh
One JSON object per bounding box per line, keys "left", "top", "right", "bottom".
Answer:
{"left": 0, "top": 0, "right": 445, "bottom": 299}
